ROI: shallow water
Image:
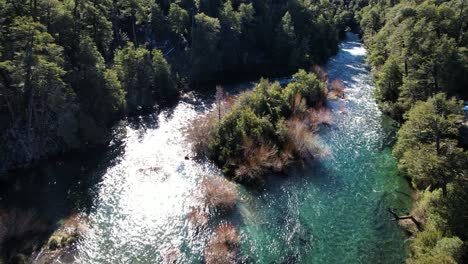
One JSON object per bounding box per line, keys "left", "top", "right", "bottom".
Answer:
{"left": 1, "top": 33, "right": 412, "bottom": 263}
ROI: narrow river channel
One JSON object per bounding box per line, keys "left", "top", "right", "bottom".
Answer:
{"left": 1, "top": 33, "right": 412, "bottom": 263}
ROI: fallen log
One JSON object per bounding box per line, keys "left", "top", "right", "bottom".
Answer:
{"left": 388, "top": 208, "right": 423, "bottom": 232}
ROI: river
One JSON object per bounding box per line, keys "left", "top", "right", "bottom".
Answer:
{"left": 0, "top": 33, "right": 412, "bottom": 263}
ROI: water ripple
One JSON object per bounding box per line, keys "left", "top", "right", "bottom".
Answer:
{"left": 74, "top": 33, "right": 412, "bottom": 264}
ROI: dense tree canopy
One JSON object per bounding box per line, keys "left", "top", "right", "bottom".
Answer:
{"left": 0, "top": 0, "right": 175, "bottom": 171}
{"left": 208, "top": 70, "right": 327, "bottom": 180}
{"left": 395, "top": 94, "right": 466, "bottom": 193}
{"left": 362, "top": 0, "right": 468, "bottom": 120}
{"left": 361, "top": 0, "right": 468, "bottom": 262}
{"left": 114, "top": 43, "right": 175, "bottom": 111}
{"left": 0, "top": 0, "right": 359, "bottom": 171}
{"left": 0, "top": 0, "right": 467, "bottom": 263}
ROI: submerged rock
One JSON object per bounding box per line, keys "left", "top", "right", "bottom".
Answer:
{"left": 33, "top": 213, "right": 88, "bottom": 264}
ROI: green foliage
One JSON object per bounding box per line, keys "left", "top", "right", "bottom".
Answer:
{"left": 114, "top": 43, "right": 153, "bottom": 110}
{"left": 433, "top": 183, "right": 468, "bottom": 241}
{"left": 275, "top": 12, "right": 298, "bottom": 69}
{"left": 409, "top": 254, "right": 458, "bottom": 264}
{"left": 168, "top": 3, "right": 189, "bottom": 37}
{"left": 375, "top": 56, "right": 402, "bottom": 106}
{"left": 191, "top": 13, "right": 221, "bottom": 82}
{"left": 150, "top": 2, "right": 166, "bottom": 37}
{"left": 118, "top": 0, "right": 152, "bottom": 24}
{"left": 74, "top": 35, "right": 125, "bottom": 122}
{"left": 394, "top": 94, "right": 462, "bottom": 158}
{"left": 284, "top": 70, "right": 327, "bottom": 106}
{"left": 0, "top": 16, "right": 78, "bottom": 155}
{"left": 365, "top": 2, "right": 468, "bottom": 260}
{"left": 433, "top": 237, "right": 465, "bottom": 261}
{"left": 75, "top": 0, "right": 113, "bottom": 53}
{"left": 409, "top": 225, "right": 464, "bottom": 264}
{"left": 118, "top": 0, "right": 153, "bottom": 45}
{"left": 199, "top": 0, "right": 222, "bottom": 17}
{"left": 66, "top": 34, "right": 125, "bottom": 144}
{"left": 208, "top": 70, "right": 325, "bottom": 179}
{"left": 114, "top": 43, "right": 175, "bottom": 111}
{"left": 209, "top": 105, "right": 275, "bottom": 166}
{"left": 218, "top": 1, "right": 241, "bottom": 71}
{"left": 152, "top": 49, "right": 177, "bottom": 99}
{"left": 394, "top": 94, "right": 466, "bottom": 190}
{"left": 363, "top": 0, "right": 468, "bottom": 119}
{"left": 0, "top": 0, "right": 354, "bottom": 174}
{"left": 408, "top": 191, "right": 465, "bottom": 262}
{"left": 0, "top": 0, "right": 368, "bottom": 173}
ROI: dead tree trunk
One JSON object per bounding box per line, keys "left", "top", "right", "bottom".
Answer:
{"left": 388, "top": 208, "right": 423, "bottom": 232}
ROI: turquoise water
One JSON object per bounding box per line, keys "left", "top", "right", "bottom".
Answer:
{"left": 1, "top": 33, "right": 412, "bottom": 263}
{"left": 236, "top": 33, "right": 412, "bottom": 263}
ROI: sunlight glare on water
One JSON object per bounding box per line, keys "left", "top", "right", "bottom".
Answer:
{"left": 75, "top": 33, "right": 411, "bottom": 264}
{"left": 77, "top": 103, "right": 220, "bottom": 263}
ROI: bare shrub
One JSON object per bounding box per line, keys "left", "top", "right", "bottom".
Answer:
{"left": 286, "top": 118, "right": 317, "bottom": 159}
{"left": 201, "top": 176, "right": 239, "bottom": 209}
{"left": 204, "top": 224, "right": 240, "bottom": 264}
{"left": 210, "top": 224, "right": 240, "bottom": 247}
{"left": 162, "top": 246, "right": 181, "bottom": 264}
{"left": 186, "top": 111, "right": 217, "bottom": 159}
{"left": 215, "top": 85, "right": 225, "bottom": 121}
{"left": 234, "top": 138, "right": 281, "bottom": 182}
{"left": 311, "top": 65, "right": 328, "bottom": 82}
{"left": 338, "top": 105, "right": 347, "bottom": 114}
{"left": 205, "top": 243, "right": 235, "bottom": 264}
{"left": 290, "top": 94, "right": 308, "bottom": 116}
{"left": 231, "top": 109, "right": 330, "bottom": 179}
{"left": 187, "top": 207, "right": 208, "bottom": 226}
{"left": 315, "top": 144, "right": 332, "bottom": 159}
{"left": 328, "top": 79, "right": 345, "bottom": 99}
{"left": 186, "top": 93, "right": 241, "bottom": 159}
{"left": 60, "top": 212, "right": 88, "bottom": 235}
{"left": 309, "top": 107, "right": 333, "bottom": 129}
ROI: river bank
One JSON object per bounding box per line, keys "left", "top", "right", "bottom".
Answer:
{"left": 0, "top": 33, "right": 412, "bottom": 264}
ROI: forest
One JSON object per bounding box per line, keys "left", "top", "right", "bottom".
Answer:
{"left": 0, "top": 0, "right": 467, "bottom": 263}
{"left": 0, "top": 0, "right": 359, "bottom": 172}
{"left": 361, "top": 0, "right": 468, "bottom": 262}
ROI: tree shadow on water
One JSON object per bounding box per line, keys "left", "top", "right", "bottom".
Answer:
{"left": 0, "top": 134, "right": 126, "bottom": 262}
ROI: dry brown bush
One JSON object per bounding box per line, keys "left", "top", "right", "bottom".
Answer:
{"left": 286, "top": 118, "right": 317, "bottom": 158}
{"left": 338, "top": 105, "right": 347, "bottom": 114}
{"left": 234, "top": 138, "right": 280, "bottom": 182}
{"left": 204, "top": 224, "right": 240, "bottom": 264}
{"left": 210, "top": 224, "right": 240, "bottom": 247}
{"left": 162, "top": 246, "right": 181, "bottom": 264}
{"left": 311, "top": 65, "right": 328, "bottom": 82}
{"left": 328, "top": 79, "right": 345, "bottom": 99}
{"left": 201, "top": 176, "right": 239, "bottom": 209}
{"left": 290, "top": 94, "right": 308, "bottom": 116}
{"left": 187, "top": 207, "right": 208, "bottom": 226}
{"left": 233, "top": 107, "right": 331, "bottom": 180}
{"left": 315, "top": 144, "right": 332, "bottom": 159}
{"left": 309, "top": 107, "right": 333, "bottom": 129}
{"left": 205, "top": 243, "right": 235, "bottom": 264}
{"left": 186, "top": 111, "right": 217, "bottom": 159}
{"left": 223, "top": 95, "right": 238, "bottom": 113}
{"left": 186, "top": 94, "right": 240, "bottom": 159}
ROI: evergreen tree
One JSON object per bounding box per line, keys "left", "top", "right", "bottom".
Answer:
{"left": 114, "top": 43, "right": 176, "bottom": 111}
{"left": 394, "top": 94, "right": 465, "bottom": 195}
{"left": 0, "top": 16, "right": 78, "bottom": 159}
{"left": 191, "top": 13, "right": 221, "bottom": 82}
{"left": 168, "top": 3, "right": 189, "bottom": 46}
